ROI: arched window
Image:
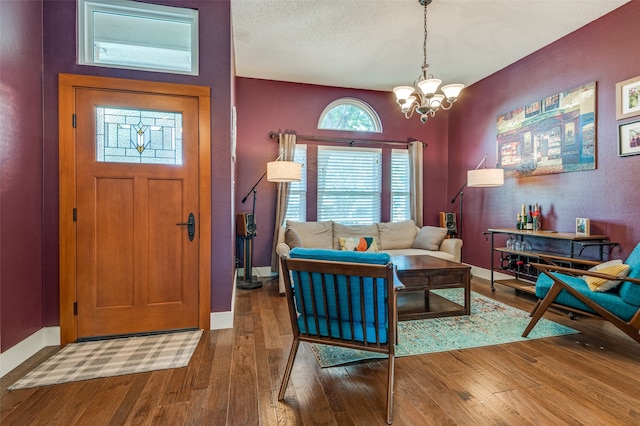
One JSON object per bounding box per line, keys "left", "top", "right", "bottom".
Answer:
{"left": 318, "top": 98, "right": 382, "bottom": 133}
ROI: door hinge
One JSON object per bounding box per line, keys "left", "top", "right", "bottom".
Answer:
{"left": 73, "top": 302, "right": 78, "bottom": 316}
{"left": 73, "top": 208, "right": 77, "bottom": 222}
{"left": 72, "top": 114, "right": 77, "bottom": 128}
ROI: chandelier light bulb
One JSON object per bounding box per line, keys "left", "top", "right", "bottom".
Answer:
{"left": 401, "top": 96, "right": 417, "bottom": 112}
{"left": 393, "top": 86, "right": 415, "bottom": 102}
{"left": 417, "top": 78, "right": 441, "bottom": 96}
{"left": 441, "top": 83, "right": 465, "bottom": 100}
{"left": 392, "top": 0, "right": 464, "bottom": 123}
{"left": 430, "top": 94, "right": 445, "bottom": 108}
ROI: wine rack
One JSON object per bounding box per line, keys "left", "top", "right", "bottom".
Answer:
{"left": 485, "top": 228, "right": 618, "bottom": 294}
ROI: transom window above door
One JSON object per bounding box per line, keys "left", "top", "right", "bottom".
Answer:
{"left": 77, "top": 0, "right": 199, "bottom": 75}
{"left": 317, "top": 98, "right": 382, "bottom": 133}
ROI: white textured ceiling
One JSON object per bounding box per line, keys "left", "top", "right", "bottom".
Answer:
{"left": 232, "top": 0, "right": 630, "bottom": 91}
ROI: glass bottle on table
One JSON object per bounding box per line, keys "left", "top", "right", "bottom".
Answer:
{"left": 533, "top": 203, "right": 541, "bottom": 231}
{"left": 526, "top": 205, "right": 534, "bottom": 230}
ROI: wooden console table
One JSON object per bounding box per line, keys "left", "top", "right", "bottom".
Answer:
{"left": 486, "top": 228, "right": 618, "bottom": 294}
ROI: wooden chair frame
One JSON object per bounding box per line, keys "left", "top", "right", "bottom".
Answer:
{"left": 278, "top": 255, "right": 405, "bottom": 424}
{"left": 523, "top": 258, "right": 640, "bottom": 344}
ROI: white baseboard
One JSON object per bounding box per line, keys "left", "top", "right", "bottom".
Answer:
{"left": 468, "top": 265, "right": 512, "bottom": 281}
{"left": 210, "top": 270, "right": 235, "bottom": 330}
{"left": 210, "top": 311, "right": 234, "bottom": 330}
{"left": 1, "top": 326, "right": 60, "bottom": 378}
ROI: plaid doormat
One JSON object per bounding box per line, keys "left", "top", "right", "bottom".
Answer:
{"left": 8, "top": 329, "right": 202, "bottom": 390}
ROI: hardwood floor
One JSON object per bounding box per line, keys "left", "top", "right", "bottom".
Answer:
{"left": 2, "top": 276, "right": 639, "bottom": 425}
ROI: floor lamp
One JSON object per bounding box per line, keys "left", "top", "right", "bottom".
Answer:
{"left": 237, "top": 157, "right": 301, "bottom": 290}
{"left": 450, "top": 155, "right": 504, "bottom": 256}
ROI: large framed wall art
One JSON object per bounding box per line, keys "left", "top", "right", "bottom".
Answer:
{"left": 496, "top": 82, "right": 596, "bottom": 178}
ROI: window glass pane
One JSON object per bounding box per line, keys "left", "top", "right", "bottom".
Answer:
{"left": 391, "top": 149, "right": 411, "bottom": 222}
{"left": 96, "top": 107, "right": 183, "bottom": 165}
{"left": 317, "top": 146, "right": 381, "bottom": 224}
{"left": 284, "top": 145, "right": 307, "bottom": 222}
{"left": 318, "top": 98, "right": 382, "bottom": 133}
{"left": 78, "top": 0, "right": 198, "bottom": 75}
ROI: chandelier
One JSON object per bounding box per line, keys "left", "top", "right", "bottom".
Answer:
{"left": 393, "top": 0, "right": 464, "bottom": 123}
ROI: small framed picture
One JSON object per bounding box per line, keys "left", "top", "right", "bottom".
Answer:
{"left": 576, "top": 218, "right": 590, "bottom": 236}
{"left": 618, "top": 118, "right": 640, "bottom": 157}
{"left": 616, "top": 75, "right": 640, "bottom": 120}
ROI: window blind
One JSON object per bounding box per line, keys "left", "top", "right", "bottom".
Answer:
{"left": 391, "top": 149, "right": 410, "bottom": 222}
{"left": 317, "top": 146, "right": 381, "bottom": 224}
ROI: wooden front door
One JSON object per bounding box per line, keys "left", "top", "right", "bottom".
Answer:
{"left": 59, "top": 75, "right": 211, "bottom": 343}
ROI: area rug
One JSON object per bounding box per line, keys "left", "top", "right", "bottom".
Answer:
{"left": 8, "top": 329, "right": 202, "bottom": 390}
{"left": 311, "top": 290, "right": 578, "bottom": 367}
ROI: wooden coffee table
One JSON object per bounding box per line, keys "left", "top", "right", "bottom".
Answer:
{"left": 392, "top": 254, "right": 471, "bottom": 321}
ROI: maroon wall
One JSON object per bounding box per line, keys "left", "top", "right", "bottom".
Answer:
{"left": 448, "top": 1, "right": 640, "bottom": 268}
{"left": 0, "top": 1, "right": 44, "bottom": 352}
{"left": 235, "top": 78, "right": 450, "bottom": 267}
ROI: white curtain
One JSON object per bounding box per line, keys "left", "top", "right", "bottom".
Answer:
{"left": 408, "top": 141, "right": 424, "bottom": 227}
{"left": 270, "top": 133, "right": 297, "bottom": 272}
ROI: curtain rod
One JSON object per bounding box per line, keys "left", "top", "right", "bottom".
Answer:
{"left": 268, "top": 132, "right": 425, "bottom": 147}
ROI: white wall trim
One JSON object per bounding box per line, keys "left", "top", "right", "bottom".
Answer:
{"left": 468, "top": 265, "right": 512, "bottom": 282}
{"left": 1, "top": 326, "right": 60, "bottom": 378}
{"left": 210, "top": 311, "right": 234, "bottom": 330}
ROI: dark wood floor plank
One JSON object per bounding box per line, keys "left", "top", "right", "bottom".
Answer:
{"left": 105, "top": 372, "right": 151, "bottom": 426}
{"left": 258, "top": 280, "right": 286, "bottom": 351}
{"left": 150, "top": 400, "right": 189, "bottom": 425}
{"left": 191, "top": 331, "right": 216, "bottom": 390}
{"left": 533, "top": 352, "right": 639, "bottom": 424}
{"left": 454, "top": 344, "right": 543, "bottom": 391}
{"left": 123, "top": 370, "right": 171, "bottom": 425}
{"left": 203, "top": 329, "right": 234, "bottom": 425}
{"left": 228, "top": 321, "right": 259, "bottom": 425}
{"left": 1, "top": 390, "right": 51, "bottom": 425}
{"left": 493, "top": 387, "right": 573, "bottom": 425}
{"left": 394, "top": 357, "right": 457, "bottom": 425}
{"left": 514, "top": 380, "right": 613, "bottom": 425}
{"left": 74, "top": 375, "right": 134, "bottom": 425}
{"left": 286, "top": 342, "right": 340, "bottom": 425}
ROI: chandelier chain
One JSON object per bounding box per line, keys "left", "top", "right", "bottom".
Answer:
{"left": 422, "top": 2, "right": 428, "bottom": 70}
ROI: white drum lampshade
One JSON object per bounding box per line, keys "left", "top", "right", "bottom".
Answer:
{"left": 467, "top": 168, "right": 504, "bottom": 187}
{"left": 266, "top": 161, "right": 302, "bottom": 183}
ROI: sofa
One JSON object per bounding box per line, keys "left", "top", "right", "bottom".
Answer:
{"left": 275, "top": 219, "right": 463, "bottom": 294}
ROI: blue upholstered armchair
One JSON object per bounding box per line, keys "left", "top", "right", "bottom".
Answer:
{"left": 277, "top": 248, "right": 405, "bottom": 424}
{"left": 523, "top": 243, "right": 640, "bottom": 344}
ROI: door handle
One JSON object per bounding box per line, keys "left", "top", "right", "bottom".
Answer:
{"left": 176, "top": 212, "right": 195, "bottom": 241}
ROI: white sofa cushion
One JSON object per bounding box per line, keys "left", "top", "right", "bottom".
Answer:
{"left": 377, "top": 220, "right": 418, "bottom": 250}
{"left": 284, "top": 227, "right": 303, "bottom": 248}
{"left": 413, "top": 226, "right": 448, "bottom": 251}
{"left": 285, "top": 220, "right": 333, "bottom": 249}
